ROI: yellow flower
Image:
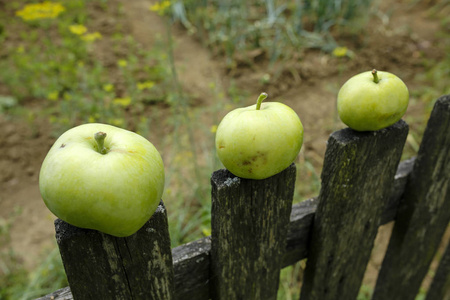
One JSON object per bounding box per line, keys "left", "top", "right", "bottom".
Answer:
{"left": 149, "top": 0, "right": 171, "bottom": 16}
{"left": 210, "top": 125, "right": 218, "bottom": 133}
{"left": 81, "top": 32, "right": 102, "bottom": 42}
{"left": 47, "top": 91, "right": 58, "bottom": 101}
{"left": 16, "top": 1, "right": 65, "bottom": 21}
{"left": 109, "top": 118, "right": 125, "bottom": 127}
{"left": 117, "top": 60, "right": 128, "bottom": 67}
{"left": 69, "top": 24, "right": 87, "bottom": 35}
{"left": 113, "top": 97, "right": 132, "bottom": 107}
{"left": 332, "top": 46, "right": 349, "bottom": 58}
{"left": 137, "top": 81, "right": 155, "bottom": 90}
{"left": 103, "top": 84, "right": 114, "bottom": 92}
{"left": 202, "top": 227, "right": 212, "bottom": 237}
{"left": 16, "top": 46, "right": 25, "bottom": 53}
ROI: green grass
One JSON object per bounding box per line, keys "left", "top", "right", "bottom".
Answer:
{"left": 0, "top": 208, "right": 68, "bottom": 300}
{"left": 171, "top": 0, "right": 373, "bottom": 68}
{"left": 0, "top": 0, "right": 174, "bottom": 135}
{"left": 0, "top": 0, "right": 448, "bottom": 299}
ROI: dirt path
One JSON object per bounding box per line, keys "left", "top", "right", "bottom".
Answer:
{"left": 122, "top": 0, "right": 227, "bottom": 104}
{"left": 0, "top": 116, "right": 55, "bottom": 269}
{"left": 0, "top": 0, "right": 446, "bottom": 276}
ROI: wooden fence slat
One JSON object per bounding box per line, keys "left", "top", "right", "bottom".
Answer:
{"left": 299, "top": 120, "right": 409, "bottom": 300}
{"left": 210, "top": 163, "right": 296, "bottom": 300}
{"left": 373, "top": 95, "right": 450, "bottom": 300}
{"left": 37, "top": 158, "right": 415, "bottom": 300}
{"left": 426, "top": 239, "right": 450, "bottom": 300}
{"left": 172, "top": 236, "right": 211, "bottom": 300}
{"left": 55, "top": 201, "right": 174, "bottom": 300}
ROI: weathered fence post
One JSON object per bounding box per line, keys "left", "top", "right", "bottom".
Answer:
{"left": 373, "top": 95, "right": 450, "bottom": 300}
{"left": 299, "top": 120, "right": 409, "bottom": 300}
{"left": 55, "top": 201, "right": 174, "bottom": 300}
{"left": 426, "top": 240, "right": 450, "bottom": 300}
{"left": 210, "top": 163, "right": 296, "bottom": 300}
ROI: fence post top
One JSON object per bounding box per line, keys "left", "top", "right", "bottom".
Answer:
{"left": 330, "top": 119, "right": 409, "bottom": 145}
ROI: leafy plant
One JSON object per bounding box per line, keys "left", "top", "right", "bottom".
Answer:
{"left": 0, "top": 1, "right": 174, "bottom": 135}
{"left": 169, "top": 0, "right": 373, "bottom": 68}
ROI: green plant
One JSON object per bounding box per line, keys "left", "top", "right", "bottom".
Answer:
{"left": 277, "top": 261, "right": 305, "bottom": 300}
{"left": 15, "top": 247, "right": 68, "bottom": 300}
{"left": 170, "top": 0, "right": 373, "bottom": 68}
{"left": 0, "top": 1, "right": 175, "bottom": 135}
{"left": 1, "top": 207, "right": 67, "bottom": 300}
{"left": 357, "top": 284, "right": 374, "bottom": 300}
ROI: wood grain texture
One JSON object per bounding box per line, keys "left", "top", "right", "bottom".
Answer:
{"left": 373, "top": 95, "right": 450, "bottom": 300}
{"left": 210, "top": 164, "right": 296, "bottom": 300}
{"left": 37, "top": 159, "right": 415, "bottom": 300}
{"left": 172, "top": 237, "right": 211, "bottom": 300}
{"left": 55, "top": 201, "right": 174, "bottom": 300}
{"left": 426, "top": 240, "right": 450, "bottom": 300}
{"left": 300, "top": 120, "right": 409, "bottom": 300}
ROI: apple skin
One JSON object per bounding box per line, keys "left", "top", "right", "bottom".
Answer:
{"left": 337, "top": 70, "right": 409, "bottom": 131}
{"left": 215, "top": 101, "right": 303, "bottom": 180}
{"left": 39, "top": 123, "right": 165, "bottom": 237}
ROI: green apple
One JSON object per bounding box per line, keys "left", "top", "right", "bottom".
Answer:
{"left": 215, "top": 93, "right": 303, "bottom": 180}
{"left": 39, "top": 123, "right": 165, "bottom": 237}
{"left": 337, "top": 69, "right": 409, "bottom": 131}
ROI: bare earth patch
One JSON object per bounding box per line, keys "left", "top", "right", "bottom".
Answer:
{"left": 0, "top": 0, "right": 447, "bottom": 291}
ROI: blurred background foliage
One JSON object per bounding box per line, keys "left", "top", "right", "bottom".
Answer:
{"left": 0, "top": 0, "right": 448, "bottom": 299}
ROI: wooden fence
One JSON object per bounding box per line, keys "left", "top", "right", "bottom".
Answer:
{"left": 38, "top": 95, "right": 450, "bottom": 300}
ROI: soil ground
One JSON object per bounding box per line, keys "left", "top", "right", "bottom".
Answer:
{"left": 0, "top": 0, "right": 448, "bottom": 293}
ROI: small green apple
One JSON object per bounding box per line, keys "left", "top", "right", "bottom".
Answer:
{"left": 215, "top": 93, "right": 303, "bottom": 180}
{"left": 337, "top": 69, "right": 409, "bottom": 131}
{"left": 39, "top": 123, "right": 165, "bottom": 237}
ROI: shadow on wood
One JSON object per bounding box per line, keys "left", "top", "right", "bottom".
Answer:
{"left": 55, "top": 201, "right": 174, "bottom": 300}
{"left": 210, "top": 164, "right": 296, "bottom": 300}
{"left": 373, "top": 95, "right": 450, "bottom": 300}
{"left": 299, "top": 120, "right": 409, "bottom": 300}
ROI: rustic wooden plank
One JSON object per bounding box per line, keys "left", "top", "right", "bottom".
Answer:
{"left": 426, "top": 239, "right": 450, "bottom": 300}
{"left": 36, "top": 287, "right": 73, "bottom": 300}
{"left": 172, "top": 236, "right": 211, "bottom": 300}
{"left": 55, "top": 201, "right": 174, "bottom": 300}
{"left": 282, "top": 198, "right": 317, "bottom": 268}
{"left": 373, "top": 95, "right": 450, "bottom": 300}
{"left": 37, "top": 158, "right": 414, "bottom": 300}
{"left": 299, "top": 120, "right": 409, "bottom": 300}
{"left": 210, "top": 163, "right": 296, "bottom": 300}
{"left": 281, "top": 158, "right": 414, "bottom": 268}
{"left": 379, "top": 157, "right": 415, "bottom": 225}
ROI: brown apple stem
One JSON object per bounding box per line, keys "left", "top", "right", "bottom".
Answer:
{"left": 94, "top": 132, "right": 107, "bottom": 154}
{"left": 372, "top": 69, "right": 380, "bottom": 83}
{"left": 256, "top": 92, "right": 268, "bottom": 110}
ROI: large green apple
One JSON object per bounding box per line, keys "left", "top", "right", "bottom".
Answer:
{"left": 337, "top": 69, "right": 409, "bottom": 131}
{"left": 39, "top": 123, "right": 165, "bottom": 237}
{"left": 215, "top": 93, "right": 303, "bottom": 180}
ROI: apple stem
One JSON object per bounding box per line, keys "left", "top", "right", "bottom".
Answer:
{"left": 256, "top": 92, "right": 268, "bottom": 110}
{"left": 372, "top": 69, "right": 380, "bottom": 83}
{"left": 94, "top": 132, "right": 107, "bottom": 155}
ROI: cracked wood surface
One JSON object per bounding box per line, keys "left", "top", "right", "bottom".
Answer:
{"left": 53, "top": 201, "right": 174, "bottom": 300}
{"left": 37, "top": 158, "right": 414, "bottom": 300}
